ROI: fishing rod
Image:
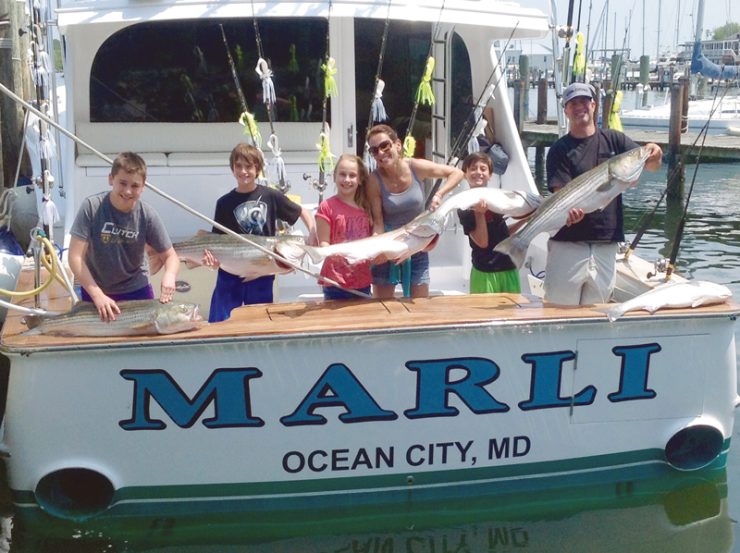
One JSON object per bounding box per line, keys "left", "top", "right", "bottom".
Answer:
{"left": 403, "top": 0, "right": 446, "bottom": 158}
{"left": 250, "top": 0, "right": 288, "bottom": 193}
{"left": 219, "top": 25, "right": 262, "bottom": 153}
{"left": 625, "top": 82, "right": 732, "bottom": 260}
{"left": 424, "top": 24, "right": 519, "bottom": 209}
{"left": 0, "top": 81, "right": 373, "bottom": 301}
{"left": 362, "top": 0, "right": 393, "bottom": 170}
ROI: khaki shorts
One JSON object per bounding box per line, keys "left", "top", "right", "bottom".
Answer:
{"left": 543, "top": 241, "right": 618, "bottom": 305}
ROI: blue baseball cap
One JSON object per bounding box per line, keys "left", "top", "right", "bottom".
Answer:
{"left": 563, "top": 82, "right": 595, "bottom": 105}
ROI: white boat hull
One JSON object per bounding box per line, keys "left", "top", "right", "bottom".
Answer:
{"left": 2, "top": 302, "right": 737, "bottom": 520}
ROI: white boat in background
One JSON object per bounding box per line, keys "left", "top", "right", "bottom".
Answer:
{"left": 620, "top": 95, "right": 740, "bottom": 134}
{"left": 0, "top": 0, "right": 738, "bottom": 532}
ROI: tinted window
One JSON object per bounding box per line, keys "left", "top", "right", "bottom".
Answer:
{"left": 90, "top": 18, "right": 329, "bottom": 123}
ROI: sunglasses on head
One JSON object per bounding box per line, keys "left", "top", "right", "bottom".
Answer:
{"left": 368, "top": 140, "right": 394, "bottom": 157}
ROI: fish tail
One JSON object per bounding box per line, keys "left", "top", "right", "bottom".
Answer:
{"left": 298, "top": 244, "right": 325, "bottom": 265}
{"left": 596, "top": 305, "right": 625, "bottom": 322}
{"left": 494, "top": 234, "right": 530, "bottom": 268}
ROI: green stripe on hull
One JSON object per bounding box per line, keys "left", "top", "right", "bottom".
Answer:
{"left": 11, "top": 443, "right": 731, "bottom": 518}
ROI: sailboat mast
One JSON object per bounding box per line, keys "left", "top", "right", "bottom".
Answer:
{"left": 694, "top": 0, "right": 704, "bottom": 43}
{"left": 657, "top": 0, "right": 661, "bottom": 60}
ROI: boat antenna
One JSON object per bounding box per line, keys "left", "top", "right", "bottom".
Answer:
{"left": 250, "top": 0, "right": 288, "bottom": 194}
{"left": 219, "top": 25, "right": 264, "bottom": 159}
{"left": 424, "top": 23, "right": 519, "bottom": 208}
{"left": 402, "top": 0, "right": 446, "bottom": 159}
{"left": 625, "top": 83, "right": 732, "bottom": 264}
{"left": 363, "top": 0, "right": 393, "bottom": 171}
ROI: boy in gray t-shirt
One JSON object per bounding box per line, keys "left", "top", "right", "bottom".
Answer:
{"left": 69, "top": 152, "right": 180, "bottom": 322}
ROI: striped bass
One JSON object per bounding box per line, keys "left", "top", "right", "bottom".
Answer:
{"left": 494, "top": 146, "right": 651, "bottom": 268}
{"left": 170, "top": 234, "right": 306, "bottom": 281}
{"left": 21, "top": 300, "right": 205, "bottom": 336}
{"left": 603, "top": 280, "right": 732, "bottom": 322}
{"left": 300, "top": 188, "right": 540, "bottom": 266}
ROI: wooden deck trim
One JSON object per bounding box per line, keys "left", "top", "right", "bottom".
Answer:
{"left": 2, "top": 265, "right": 739, "bottom": 352}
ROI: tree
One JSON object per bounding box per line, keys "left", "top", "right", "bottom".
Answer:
{"left": 712, "top": 22, "right": 740, "bottom": 40}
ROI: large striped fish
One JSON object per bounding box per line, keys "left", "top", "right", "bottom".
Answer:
{"left": 299, "top": 188, "right": 540, "bottom": 266}
{"left": 494, "top": 146, "right": 650, "bottom": 268}
{"left": 21, "top": 300, "right": 205, "bottom": 336}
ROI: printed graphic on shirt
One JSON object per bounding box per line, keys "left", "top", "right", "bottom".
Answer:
{"left": 343, "top": 216, "right": 370, "bottom": 241}
{"left": 101, "top": 221, "right": 140, "bottom": 244}
{"left": 234, "top": 198, "right": 267, "bottom": 235}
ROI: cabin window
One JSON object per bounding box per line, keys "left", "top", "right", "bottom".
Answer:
{"left": 90, "top": 18, "right": 329, "bottom": 123}
{"left": 449, "top": 32, "right": 473, "bottom": 148}
{"left": 354, "top": 20, "right": 432, "bottom": 154}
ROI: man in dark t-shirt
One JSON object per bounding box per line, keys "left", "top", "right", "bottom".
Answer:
{"left": 544, "top": 83, "right": 663, "bottom": 305}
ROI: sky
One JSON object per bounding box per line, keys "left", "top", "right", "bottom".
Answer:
{"left": 516, "top": 0, "right": 738, "bottom": 59}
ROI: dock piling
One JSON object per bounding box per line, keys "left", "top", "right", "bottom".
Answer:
{"left": 537, "top": 78, "right": 547, "bottom": 124}
{"left": 667, "top": 82, "right": 686, "bottom": 198}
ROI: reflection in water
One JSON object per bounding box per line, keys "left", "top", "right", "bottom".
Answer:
{"left": 7, "top": 470, "right": 733, "bottom": 552}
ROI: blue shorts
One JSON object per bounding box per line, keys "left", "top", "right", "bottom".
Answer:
{"left": 371, "top": 251, "right": 430, "bottom": 287}
{"left": 323, "top": 285, "right": 372, "bottom": 301}
{"left": 209, "top": 270, "right": 274, "bottom": 323}
{"left": 81, "top": 284, "right": 154, "bottom": 302}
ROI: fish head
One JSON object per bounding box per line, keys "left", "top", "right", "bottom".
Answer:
{"left": 153, "top": 302, "right": 206, "bottom": 334}
{"left": 608, "top": 146, "right": 650, "bottom": 186}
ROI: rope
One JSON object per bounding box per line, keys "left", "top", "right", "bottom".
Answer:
{"left": 0, "top": 81, "right": 373, "bottom": 300}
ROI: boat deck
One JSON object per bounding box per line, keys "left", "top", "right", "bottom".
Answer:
{"left": 2, "top": 266, "right": 739, "bottom": 351}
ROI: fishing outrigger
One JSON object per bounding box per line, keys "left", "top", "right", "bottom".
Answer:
{"left": 0, "top": 0, "right": 737, "bottom": 540}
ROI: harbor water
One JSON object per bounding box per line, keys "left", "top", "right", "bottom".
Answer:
{"left": 1, "top": 95, "right": 740, "bottom": 550}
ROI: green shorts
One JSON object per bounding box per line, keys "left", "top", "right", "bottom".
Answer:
{"left": 470, "top": 267, "right": 521, "bottom": 294}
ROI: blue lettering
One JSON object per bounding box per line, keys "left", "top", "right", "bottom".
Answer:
{"left": 119, "top": 368, "right": 264, "bottom": 431}
{"left": 518, "top": 351, "right": 596, "bottom": 411}
{"left": 608, "top": 343, "right": 661, "bottom": 402}
{"left": 280, "top": 364, "right": 398, "bottom": 426}
{"left": 404, "top": 358, "right": 510, "bottom": 419}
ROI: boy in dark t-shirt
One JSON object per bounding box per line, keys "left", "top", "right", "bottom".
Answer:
{"left": 204, "top": 143, "right": 317, "bottom": 322}
{"left": 69, "top": 152, "right": 180, "bottom": 323}
{"left": 457, "top": 152, "right": 525, "bottom": 294}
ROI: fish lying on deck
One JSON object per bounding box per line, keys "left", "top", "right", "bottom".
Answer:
{"left": 300, "top": 188, "right": 541, "bottom": 266}
{"left": 165, "top": 234, "right": 307, "bottom": 281}
{"left": 603, "top": 280, "right": 732, "bottom": 322}
{"left": 495, "top": 146, "right": 651, "bottom": 267}
{"left": 21, "top": 300, "right": 205, "bottom": 336}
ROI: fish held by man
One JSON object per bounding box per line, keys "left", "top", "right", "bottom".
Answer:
{"left": 21, "top": 300, "right": 206, "bottom": 336}
{"left": 300, "top": 188, "right": 541, "bottom": 266}
{"left": 156, "top": 234, "right": 307, "bottom": 282}
{"left": 602, "top": 280, "right": 733, "bottom": 322}
{"left": 494, "top": 146, "right": 651, "bottom": 268}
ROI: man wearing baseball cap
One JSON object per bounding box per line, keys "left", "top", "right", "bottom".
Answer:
{"left": 544, "top": 82, "right": 663, "bottom": 305}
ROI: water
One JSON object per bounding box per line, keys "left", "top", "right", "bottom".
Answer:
{"left": 2, "top": 162, "right": 740, "bottom": 551}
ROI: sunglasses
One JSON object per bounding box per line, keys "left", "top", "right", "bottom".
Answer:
{"left": 368, "top": 140, "right": 394, "bottom": 157}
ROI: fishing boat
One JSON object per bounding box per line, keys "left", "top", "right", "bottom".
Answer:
{"left": 0, "top": 0, "right": 737, "bottom": 531}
